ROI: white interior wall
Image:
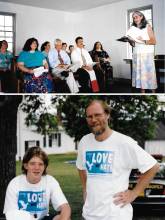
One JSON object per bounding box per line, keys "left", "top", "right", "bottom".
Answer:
{"left": 0, "top": 2, "right": 75, "bottom": 54}
{"left": 163, "top": 0, "right": 165, "bottom": 46}
{"left": 0, "top": 0, "right": 164, "bottom": 78}
{"left": 74, "top": 0, "right": 165, "bottom": 78}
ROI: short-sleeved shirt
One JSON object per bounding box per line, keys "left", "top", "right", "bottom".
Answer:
{"left": 17, "top": 51, "right": 46, "bottom": 68}
{"left": 76, "top": 130, "right": 157, "bottom": 220}
{"left": 3, "top": 174, "right": 68, "bottom": 220}
{"left": 0, "top": 50, "right": 13, "bottom": 69}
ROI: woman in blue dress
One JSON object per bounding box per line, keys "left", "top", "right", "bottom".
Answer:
{"left": 17, "top": 38, "right": 53, "bottom": 93}
{"left": 41, "top": 41, "right": 51, "bottom": 70}
{"left": 41, "top": 41, "right": 51, "bottom": 61}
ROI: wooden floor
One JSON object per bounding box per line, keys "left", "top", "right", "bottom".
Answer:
{"left": 1, "top": 77, "right": 164, "bottom": 94}
{"left": 107, "top": 78, "right": 165, "bottom": 94}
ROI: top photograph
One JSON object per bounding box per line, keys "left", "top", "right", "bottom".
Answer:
{"left": 0, "top": 0, "right": 164, "bottom": 94}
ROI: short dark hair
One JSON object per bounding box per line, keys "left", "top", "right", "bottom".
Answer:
{"left": 62, "top": 42, "right": 67, "bottom": 47}
{"left": 86, "top": 100, "right": 111, "bottom": 115}
{"left": 75, "top": 36, "right": 83, "bottom": 44}
{"left": 23, "top": 38, "right": 39, "bottom": 51}
{"left": 22, "top": 146, "right": 49, "bottom": 175}
{"left": 41, "top": 41, "right": 50, "bottom": 51}
{"left": 2, "top": 40, "right": 8, "bottom": 46}
{"left": 0, "top": 41, "right": 2, "bottom": 49}
{"left": 132, "top": 11, "right": 148, "bottom": 29}
{"left": 0, "top": 40, "right": 8, "bottom": 49}
{"left": 69, "top": 45, "right": 74, "bottom": 50}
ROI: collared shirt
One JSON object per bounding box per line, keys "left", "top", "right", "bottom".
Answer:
{"left": 48, "top": 49, "right": 70, "bottom": 68}
{"left": 71, "top": 47, "right": 93, "bottom": 67}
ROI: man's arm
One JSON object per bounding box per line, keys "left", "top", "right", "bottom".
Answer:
{"left": 113, "top": 163, "right": 159, "bottom": 207}
{"left": 78, "top": 169, "right": 87, "bottom": 202}
{"left": 53, "top": 203, "right": 71, "bottom": 220}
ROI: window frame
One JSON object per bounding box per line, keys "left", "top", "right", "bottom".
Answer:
{"left": 0, "top": 11, "right": 16, "bottom": 55}
{"left": 43, "top": 135, "right": 46, "bottom": 148}
{"left": 48, "top": 133, "right": 62, "bottom": 148}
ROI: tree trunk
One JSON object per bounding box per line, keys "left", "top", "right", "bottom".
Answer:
{"left": 0, "top": 95, "right": 22, "bottom": 217}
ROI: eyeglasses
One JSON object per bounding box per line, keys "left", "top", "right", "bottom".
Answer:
{"left": 86, "top": 113, "right": 105, "bottom": 121}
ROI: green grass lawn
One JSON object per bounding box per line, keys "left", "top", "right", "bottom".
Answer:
{"left": 16, "top": 153, "right": 83, "bottom": 220}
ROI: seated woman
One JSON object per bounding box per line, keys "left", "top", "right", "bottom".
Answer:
{"left": 90, "top": 41, "right": 113, "bottom": 92}
{"left": 17, "top": 38, "right": 53, "bottom": 93}
{"left": 3, "top": 146, "right": 71, "bottom": 220}
{"left": 0, "top": 40, "right": 15, "bottom": 92}
{"left": 41, "top": 41, "right": 51, "bottom": 63}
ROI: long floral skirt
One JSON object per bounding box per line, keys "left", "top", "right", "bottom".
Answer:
{"left": 132, "top": 53, "right": 157, "bottom": 90}
{"left": 24, "top": 72, "right": 53, "bottom": 93}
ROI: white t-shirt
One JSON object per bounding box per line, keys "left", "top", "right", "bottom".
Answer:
{"left": 3, "top": 174, "right": 68, "bottom": 220}
{"left": 76, "top": 130, "right": 157, "bottom": 220}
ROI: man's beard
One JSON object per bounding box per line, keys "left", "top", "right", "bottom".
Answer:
{"left": 90, "top": 126, "right": 106, "bottom": 136}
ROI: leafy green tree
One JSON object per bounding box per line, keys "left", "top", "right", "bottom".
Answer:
{"left": 21, "top": 95, "right": 159, "bottom": 147}
{"left": 21, "top": 95, "right": 58, "bottom": 134}
{"left": 54, "top": 95, "right": 159, "bottom": 147}
{"left": 21, "top": 95, "right": 159, "bottom": 148}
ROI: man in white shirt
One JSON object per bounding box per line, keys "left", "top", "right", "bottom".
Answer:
{"left": 48, "top": 39, "right": 71, "bottom": 93}
{"left": 71, "top": 37, "right": 104, "bottom": 93}
{"left": 76, "top": 99, "right": 159, "bottom": 220}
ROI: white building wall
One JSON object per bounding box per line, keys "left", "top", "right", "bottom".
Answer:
{"left": 43, "top": 132, "right": 76, "bottom": 155}
{"left": 16, "top": 109, "right": 76, "bottom": 160}
{"left": 0, "top": 0, "right": 164, "bottom": 78}
{"left": 145, "top": 140, "right": 165, "bottom": 156}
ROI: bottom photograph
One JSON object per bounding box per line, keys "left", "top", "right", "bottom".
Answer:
{"left": 0, "top": 95, "right": 165, "bottom": 220}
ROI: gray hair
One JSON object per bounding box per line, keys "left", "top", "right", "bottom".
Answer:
{"left": 54, "top": 38, "right": 62, "bottom": 45}
{"left": 132, "top": 10, "right": 144, "bottom": 18}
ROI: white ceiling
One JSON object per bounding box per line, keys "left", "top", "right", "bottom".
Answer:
{"left": 0, "top": 0, "right": 126, "bottom": 12}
